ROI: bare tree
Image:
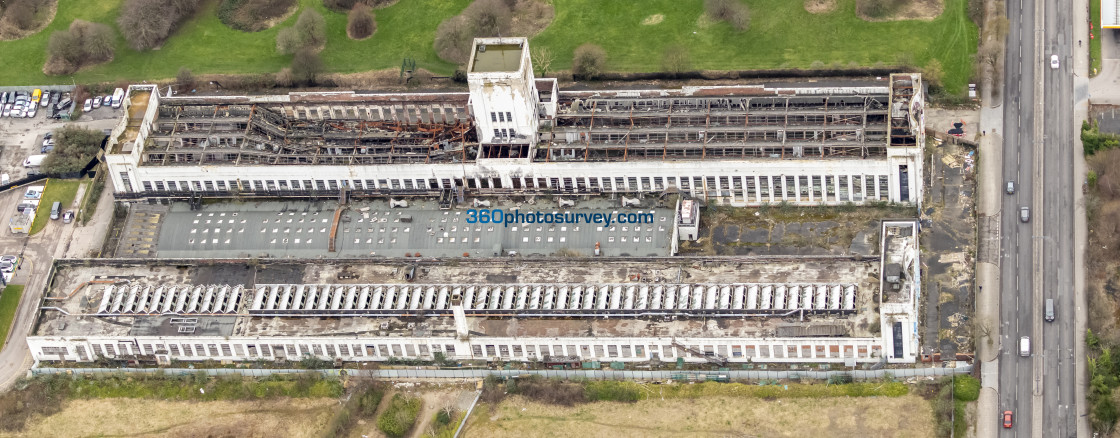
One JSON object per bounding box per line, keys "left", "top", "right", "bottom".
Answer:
{"left": 347, "top": 3, "right": 376, "bottom": 39}
{"left": 433, "top": 16, "right": 473, "bottom": 64}
{"left": 277, "top": 9, "right": 326, "bottom": 54}
{"left": 465, "top": 0, "right": 511, "bottom": 36}
{"left": 117, "top": 0, "right": 201, "bottom": 51}
{"left": 661, "top": 45, "right": 691, "bottom": 76}
{"left": 531, "top": 46, "right": 554, "bottom": 77}
{"left": 291, "top": 48, "right": 323, "bottom": 84}
{"left": 705, "top": 0, "right": 750, "bottom": 31}
{"left": 44, "top": 19, "right": 115, "bottom": 75}
{"left": 572, "top": 43, "right": 606, "bottom": 80}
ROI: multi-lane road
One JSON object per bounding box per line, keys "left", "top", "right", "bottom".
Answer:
{"left": 998, "top": 0, "right": 1078, "bottom": 434}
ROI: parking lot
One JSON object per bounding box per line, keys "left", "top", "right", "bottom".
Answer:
{"left": 0, "top": 87, "right": 121, "bottom": 181}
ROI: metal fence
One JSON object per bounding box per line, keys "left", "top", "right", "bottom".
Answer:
{"left": 30, "top": 364, "right": 971, "bottom": 380}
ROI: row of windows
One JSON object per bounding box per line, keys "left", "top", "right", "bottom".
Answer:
{"left": 490, "top": 111, "right": 514, "bottom": 123}
{"left": 135, "top": 174, "right": 893, "bottom": 202}
{"left": 69, "top": 340, "right": 882, "bottom": 361}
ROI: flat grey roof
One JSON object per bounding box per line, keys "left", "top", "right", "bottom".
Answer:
{"left": 471, "top": 43, "right": 523, "bottom": 72}
{"left": 154, "top": 199, "right": 673, "bottom": 258}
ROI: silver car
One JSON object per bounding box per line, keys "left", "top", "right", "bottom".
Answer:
{"left": 1020, "top": 206, "right": 1030, "bottom": 223}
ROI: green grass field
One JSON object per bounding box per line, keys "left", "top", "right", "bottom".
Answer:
{"left": 0, "top": 0, "right": 977, "bottom": 94}
{"left": 1091, "top": 0, "right": 1102, "bottom": 76}
{"left": 29, "top": 179, "right": 81, "bottom": 235}
{"left": 0, "top": 285, "right": 25, "bottom": 351}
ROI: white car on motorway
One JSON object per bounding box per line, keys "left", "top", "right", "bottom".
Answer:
{"left": 1051, "top": 54, "right": 1059, "bottom": 69}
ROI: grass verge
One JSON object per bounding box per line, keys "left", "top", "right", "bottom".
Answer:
{"left": 532, "top": 0, "right": 978, "bottom": 93}
{"left": 0, "top": 285, "right": 25, "bottom": 351}
{"left": 1092, "top": 0, "right": 1102, "bottom": 76}
{"left": 2, "top": 0, "right": 975, "bottom": 93}
{"left": 1, "top": 373, "right": 343, "bottom": 433}
{"left": 29, "top": 179, "right": 80, "bottom": 235}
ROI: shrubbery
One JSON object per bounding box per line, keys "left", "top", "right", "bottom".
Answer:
{"left": 346, "top": 4, "right": 376, "bottom": 40}
{"left": 433, "top": 0, "right": 513, "bottom": 64}
{"left": 377, "top": 394, "right": 422, "bottom": 437}
{"left": 323, "top": 0, "right": 395, "bottom": 12}
{"left": 44, "top": 20, "right": 115, "bottom": 75}
{"left": 1083, "top": 120, "right": 1120, "bottom": 156}
{"left": 217, "top": 0, "right": 295, "bottom": 32}
{"left": 277, "top": 9, "right": 326, "bottom": 54}
{"left": 1, "top": 0, "right": 49, "bottom": 32}
{"left": 705, "top": 0, "right": 750, "bottom": 31}
{"left": 117, "top": 0, "right": 202, "bottom": 51}
{"left": 571, "top": 43, "right": 606, "bottom": 80}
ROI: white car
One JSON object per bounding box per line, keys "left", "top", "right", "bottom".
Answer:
{"left": 82, "top": 99, "right": 92, "bottom": 112}
{"left": 25, "top": 105, "right": 36, "bottom": 118}
{"left": 92, "top": 97, "right": 102, "bottom": 109}
{"left": 1051, "top": 54, "right": 1059, "bottom": 69}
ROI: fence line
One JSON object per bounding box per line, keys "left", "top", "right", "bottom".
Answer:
{"left": 29, "top": 364, "right": 971, "bottom": 380}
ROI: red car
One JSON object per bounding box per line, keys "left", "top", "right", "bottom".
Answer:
{"left": 1002, "top": 410, "right": 1013, "bottom": 428}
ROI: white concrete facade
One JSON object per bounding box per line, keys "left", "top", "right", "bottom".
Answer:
{"left": 467, "top": 37, "right": 540, "bottom": 145}
{"left": 113, "top": 159, "right": 913, "bottom": 206}
{"left": 27, "top": 335, "right": 886, "bottom": 364}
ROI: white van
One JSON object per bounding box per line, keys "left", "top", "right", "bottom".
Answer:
{"left": 1020, "top": 336, "right": 1031, "bottom": 357}
{"left": 111, "top": 88, "right": 125, "bottom": 108}
{"left": 23, "top": 154, "right": 46, "bottom": 167}
{"left": 1045, "top": 299, "right": 1055, "bottom": 322}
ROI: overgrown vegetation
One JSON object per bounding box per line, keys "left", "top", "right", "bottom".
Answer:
{"left": 42, "top": 126, "right": 103, "bottom": 175}
{"left": 323, "top": 0, "right": 394, "bottom": 12}
{"left": 424, "top": 408, "right": 462, "bottom": 438}
{"left": 1088, "top": 329, "right": 1120, "bottom": 433}
{"left": 277, "top": 8, "right": 326, "bottom": 54}
{"left": 571, "top": 42, "right": 606, "bottom": 80}
{"left": 321, "top": 383, "right": 385, "bottom": 438}
{"left": 0, "top": 0, "right": 51, "bottom": 37}
{"left": 0, "top": 373, "right": 342, "bottom": 432}
{"left": 482, "top": 376, "right": 910, "bottom": 408}
{"left": 44, "top": 19, "right": 113, "bottom": 75}
{"left": 217, "top": 0, "right": 295, "bottom": 32}
{"left": 377, "top": 393, "right": 422, "bottom": 437}
{"left": 346, "top": 3, "right": 375, "bottom": 40}
{"left": 117, "top": 0, "right": 202, "bottom": 51}
{"left": 1083, "top": 119, "right": 1120, "bottom": 156}
{"left": 704, "top": 0, "right": 749, "bottom": 31}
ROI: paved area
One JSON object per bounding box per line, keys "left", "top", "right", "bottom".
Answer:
{"left": 0, "top": 176, "right": 117, "bottom": 392}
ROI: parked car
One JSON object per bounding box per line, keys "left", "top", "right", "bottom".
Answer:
{"left": 82, "top": 99, "right": 92, "bottom": 112}
{"left": 40, "top": 145, "right": 53, "bottom": 154}
{"left": 40, "top": 91, "right": 50, "bottom": 107}
{"left": 2, "top": 104, "right": 10, "bottom": 117}
{"left": 92, "top": 96, "right": 102, "bottom": 108}
{"left": 44, "top": 131, "right": 52, "bottom": 140}
{"left": 0, "top": 91, "right": 8, "bottom": 104}
{"left": 0, "top": 255, "right": 17, "bottom": 272}
{"left": 62, "top": 210, "right": 74, "bottom": 224}
{"left": 25, "top": 104, "right": 36, "bottom": 118}
{"left": 49, "top": 92, "right": 59, "bottom": 108}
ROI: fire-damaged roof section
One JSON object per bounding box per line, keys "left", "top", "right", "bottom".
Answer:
{"left": 141, "top": 91, "right": 477, "bottom": 166}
